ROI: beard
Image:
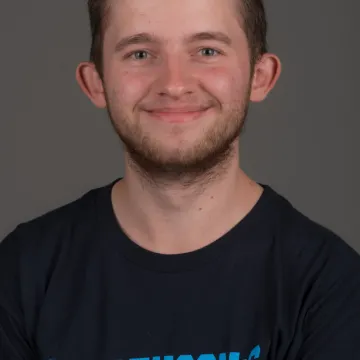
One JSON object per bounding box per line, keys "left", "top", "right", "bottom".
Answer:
{"left": 104, "top": 89, "right": 250, "bottom": 186}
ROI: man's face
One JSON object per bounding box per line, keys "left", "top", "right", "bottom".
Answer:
{"left": 101, "top": 0, "right": 252, "bottom": 174}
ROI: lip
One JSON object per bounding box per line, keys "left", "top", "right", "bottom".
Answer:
{"left": 144, "top": 107, "right": 211, "bottom": 123}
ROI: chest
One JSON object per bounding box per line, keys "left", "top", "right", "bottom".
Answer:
{"left": 34, "top": 259, "right": 277, "bottom": 360}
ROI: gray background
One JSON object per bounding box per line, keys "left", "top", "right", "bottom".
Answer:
{"left": 1, "top": 1, "right": 359, "bottom": 252}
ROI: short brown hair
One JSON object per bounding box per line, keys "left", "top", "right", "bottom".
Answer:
{"left": 87, "top": 0, "right": 268, "bottom": 78}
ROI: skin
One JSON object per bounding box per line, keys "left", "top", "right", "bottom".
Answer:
{"left": 76, "top": 0, "right": 281, "bottom": 254}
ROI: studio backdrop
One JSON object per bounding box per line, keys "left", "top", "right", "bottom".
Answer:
{"left": 1, "top": 0, "right": 359, "bottom": 252}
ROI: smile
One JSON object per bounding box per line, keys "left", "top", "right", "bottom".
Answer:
{"left": 144, "top": 107, "right": 211, "bottom": 124}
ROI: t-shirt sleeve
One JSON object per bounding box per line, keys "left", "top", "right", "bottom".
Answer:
{"left": 0, "top": 307, "right": 36, "bottom": 360}
{"left": 296, "top": 232, "right": 360, "bottom": 359}
{"left": 0, "top": 228, "right": 37, "bottom": 360}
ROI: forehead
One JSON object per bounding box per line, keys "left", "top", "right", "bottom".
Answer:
{"left": 105, "top": 0, "right": 244, "bottom": 39}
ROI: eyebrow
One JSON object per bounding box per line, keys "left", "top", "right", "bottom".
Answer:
{"left": 186, "top": 31, "right": 232, "bottom": 46}
{"left": 114, "top": 33, "right": 160, "bottom": 53}
{"left": 114, "top": 31, "right": 233, "bottom": 53}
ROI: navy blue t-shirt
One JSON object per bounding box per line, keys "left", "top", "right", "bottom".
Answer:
{"left": 1, "top": 178, "right": 360, "bottom": 360}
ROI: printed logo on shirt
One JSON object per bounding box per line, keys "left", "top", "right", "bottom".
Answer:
{"left": 125, "top": 346, "right": 261, "bottom": 360}
{"left": 47, "top": 344, "right": 261, "bottom": 360}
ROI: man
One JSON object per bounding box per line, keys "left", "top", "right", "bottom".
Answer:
{"left": 1, "top": 0, "right": 359, "bottom": 359}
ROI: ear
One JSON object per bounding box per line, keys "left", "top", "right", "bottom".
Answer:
{"left": 250, "top": 53, "right": 282, "bottom": 102}
{"left": 75, "top": 62, "right": 107, "bottom": 108}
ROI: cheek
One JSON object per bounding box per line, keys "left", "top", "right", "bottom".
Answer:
{"left": 199, "top": 66, "right": 249, "bottom": 104}
{"left": 106, "top": 65, "right": 154, "bottom": 105}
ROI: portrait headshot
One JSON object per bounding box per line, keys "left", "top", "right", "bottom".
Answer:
{"left": 1, "top": 0, "right": 359, "bottom": 359}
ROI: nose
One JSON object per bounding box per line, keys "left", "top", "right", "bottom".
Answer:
{"left": 154, "top": 56, "right": 195, "bottom": 99}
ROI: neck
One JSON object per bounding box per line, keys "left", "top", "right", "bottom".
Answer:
{"left": 111, "top": 146, "right": 263, "bottom": 254}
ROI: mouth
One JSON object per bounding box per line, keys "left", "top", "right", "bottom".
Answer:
{"left": 144, "top": 107, "right": 212, "bottom": 124}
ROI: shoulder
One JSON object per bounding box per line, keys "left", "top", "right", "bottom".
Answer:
{"left": 0, "top": 182, "right": 114, "bottom": 248}
{"left": 0, "top": 179, "right": 116, "bottom": 281}
{"left": 2, "top": 181, "right": 107, "bottom": 251}
{"left": 266, "top": 185, "right": 360, "bottom": 307}
{"left": 271, "top": 187, "right": 360, "bottom": 270}
{"left": 264, "top": 187, "right": 360, "bottom": 355}
{"left": 0, "top": 179, "right": 116, "bottom": 322}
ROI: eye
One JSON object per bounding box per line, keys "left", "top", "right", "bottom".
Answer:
{"left": 128, "top": 50, "right": 150, "bottom": 60}
{"left": 199, "top": 48, "right": 220, "bottom": 57}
